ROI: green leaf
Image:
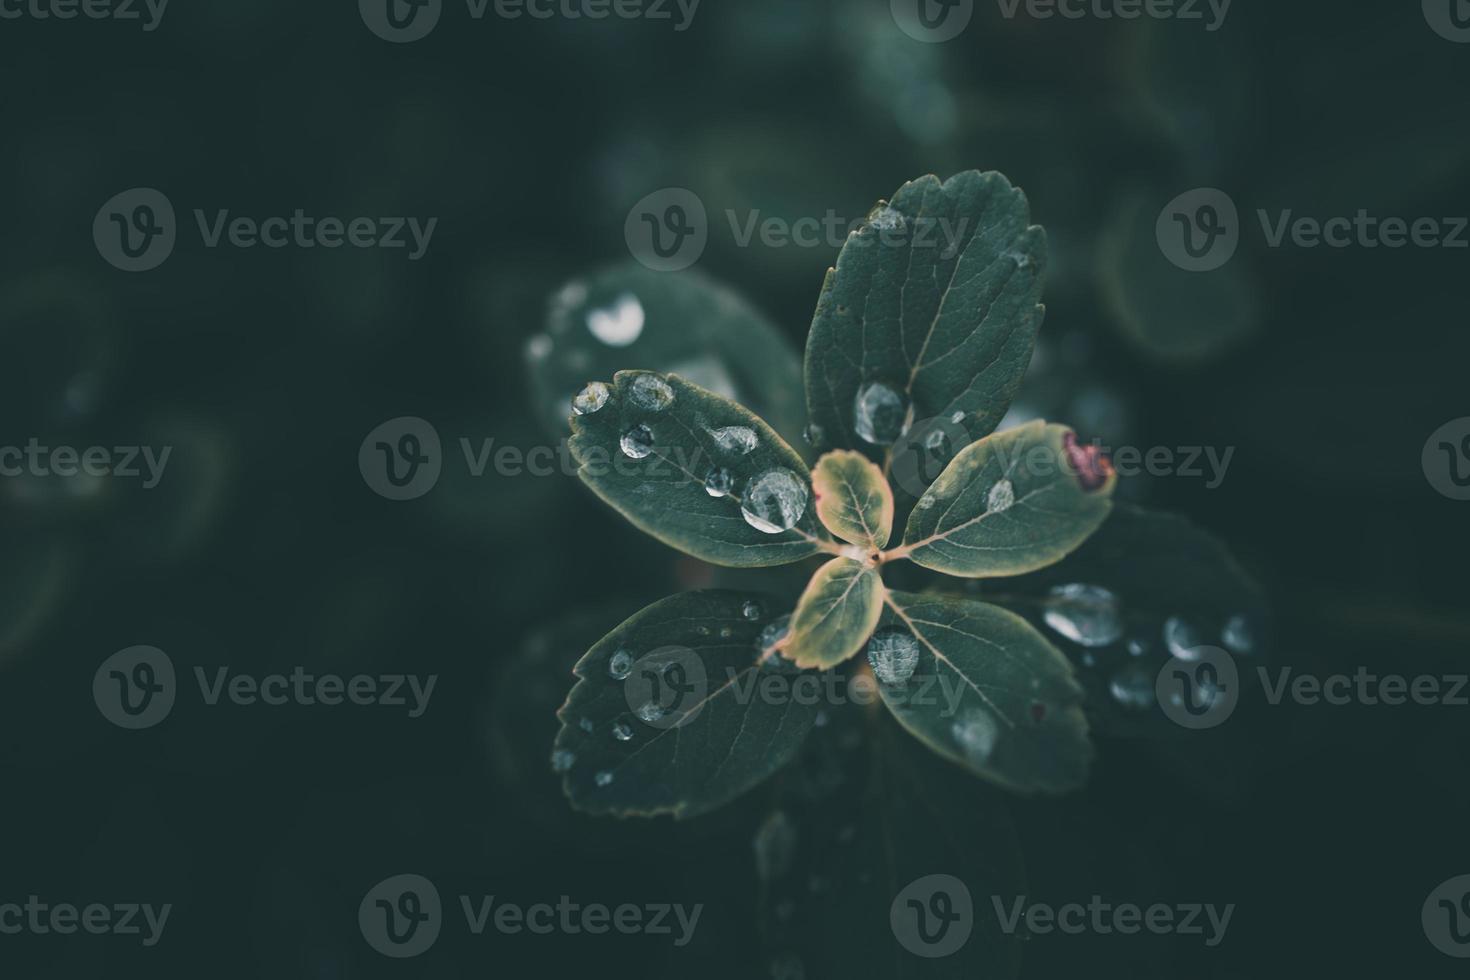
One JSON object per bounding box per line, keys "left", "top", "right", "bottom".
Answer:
{"left": 811, "top": 450, "right": 893, "bottom": 550}
{"left": 783, "top": 558, "right": 885, "bottom": 670}
{"left": 528, "top": 263, "right": 806, "bottom": 446}
{"left": 993, "top": 504, "right": 1270, "bottom": 739}
{"left": 896, "top": 421, "right": 1115, "bottom": 578}
{"left": 876, "top": 590, "right": 1092, "bottom": 795}
{"left": 554, "top": 591, "right": 821, "bottom": 819}
{"left": 802, "top": 171, "right": 1047, "bottom": 493}
{"left": 758, "top": 713, "right": 1024, "bottom": 980}
{"left": 568, "top": 371, "right": 831, "bottom": 568}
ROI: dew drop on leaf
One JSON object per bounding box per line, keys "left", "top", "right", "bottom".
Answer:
{"left": 551, "top": 749, "right": 575, "bottom": 773}
{"left": 627, "top": 372, "right": 674, "bottom": 411}
{"left": 612, "top": 721, "right": 634, "bottom": 742}
{"left": 571, "top": 381, "right": 610, "bottom": 416}
{"left": 951, "top": 709, "right": 998, "bottom": 763}
{"left": 803, "top": 422, "right": 825, "bottom": 448}
{"left": 1110, "top": 664, "right": 1156, "bottom": 711}
{"left": 1221, "top": 614, "right": 1255, "bottom": 655}
{"left": 1042, "top": 584, "right": 1123, "bottom": 648}
{"left": 584, "top": 292, "right": 645, "bottom": 347}
{"left": 608, "top": 649, "right": 634, "bottom": 680}
{"left": 853, "top": 380, "right": 908, "bottom": 446}
{"left": 987, "top": 478, "right": 1016, "bottom": 514}
{"left": 1127, "top": 637, "right": 1149, "bottom": 658}
{"left": 579, "top": 717, "right": 594, "bottom": 734}
{"left": 709, "top": 425, "right": 758, "bottom": 455}
{"left": 636, "top": 700, "right": 666, "bottom": 724}
{"left": 704, "top": 466, "right": 735, "bottom": 498}
{"left": 741, "top": 469, "right": 809, "bottom": 534}
{"left": 869, "top": 206, "right": 905, "bottom": 232}
{"left": 1163, "top": 615, "right": 1206, "bottom": 661}
{"left": 619, "top": 424, "right": 655, "bottom": 459}
{"left": 756, "top": 613, "right": 792, "bottom": 655}
{"left": 742, "top": 600, "right": 764, "bottom": 621}
{"left": 866, "top": 627, "right": 920, "bottom": 685}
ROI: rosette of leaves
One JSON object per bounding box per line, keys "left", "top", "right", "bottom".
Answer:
{"left": 554, "top": 171, "right": 1141, "bottom": 819}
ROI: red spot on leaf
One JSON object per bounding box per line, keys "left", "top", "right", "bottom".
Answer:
{"left": 1063, "top": 431, "right": 1114, "bottom": 492}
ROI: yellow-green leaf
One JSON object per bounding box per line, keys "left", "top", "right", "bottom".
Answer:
{"left": 811, "top": 450, "right": 893, "bottom": 551}
{"left": 783, "top": 558, "right": 885, "bottom": 670}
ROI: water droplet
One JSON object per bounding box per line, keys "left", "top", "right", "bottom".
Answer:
{"left": 916, "top": 493, "right": 936, "bottom": 510}
{"left": 950, "top": 410, "right": 966, "bottom": 424}
{"left": 709, "top": 425, "right": 758, "bottom": 455}
{"left": 718, "top": 625, "right": 734, "bottom": 639}
{"left": 924, "top": 428, "right": 946, "bottom": 452}
{"left": 1127, "top": 637, "right": 1149, "bottom": 658}
{"left": 620, "top": 424, "right": 655, "bottom": 459}
{"left": 579, "top": 717, "right": 594, "bottom": 734}
{"left": 853, "top": 381, "right": 908, "bottom": 446}
{"left": 743, "top": 600, "right": 764, "bottom": 621}
{"left": 585, "top": 293, "right": 645, "bottom": 347}
{"left": 951, "top": 709, "right": 998, "bottom": 763}
{"left": 572, "top": 381, "right": 610, "bottom": 416}
{"left": 608, "top": 648, "right": 634, "bottom": 680}
{"left": 803, "top": 423, "right": 825, "bottom": 447}
{"left": 636, "top": 701, "right": 666, "bottom": 723}
{"left": 866, "top": 628, "right": 920, "bottom": 685}
{"left": 741, "top": 469, "right": 809, "bottom": 534}
{"left": 1110, "top": 664, "right": 1156, "bottom": 711}
{"left": 1164, "top": 615, "right": 1206, "bottom": 661}
{"left": 612, "top": 721, "right": 634, "bottom": 742}
{"left": 1221, "top": 614, "right": 1255, "bottom": 655}
{"left": 594, "top": 770, "right": 614, "bottom": 788}
{"left": 526, "top": 333, "right": 552, "bottom": 360}
{"left": 987, "top": 479, "right": 1016, "bottom": 514}
{"left": 1043, "top": 584, "right": 1123, "bottom": 648}
{"left": 704, "top": 466, "right": 735, "bottom": 497}
{"left": 627, "top": 372, "right": 674, "bottom": 411}
{"left": 551, "top": 749, "right": 575, "bottom": 772}
{"left": 757, "top": 614, "right": 792, "bottom": 653}
{"left": 754, "top": 810, "right": 797, "bottom": 881}
{"left": 869, "top": 206, "right": 905, "bottom": 232}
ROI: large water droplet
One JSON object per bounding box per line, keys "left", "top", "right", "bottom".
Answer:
{"left": 866, "top": 628, "right": 920, "bottom": 685}
{"left": 620, "top": 424, "right": 655, "bottom": 459}
{"left": 1109, "top": 664, "right": 1155, "bottom": 711}
{"left": 572, "top": 381, "right": 610, "bottom": 416}
{"left": 1221, "top": 614, "right": 1255, "bottom": 655}
{"left": 951, "top": 709, "right": 998, "bottom": 763}
{"left": 551, "top": 749, "right": 575, "bottom": 772}
{"left": 741, "top": 469, "right": 809, "bottom": 534}
{"left": 612, "top": 721, "right": 634, "bottom": 742}
{"left": 709, "top": 425, "right": 758, "bottom": 455}
{"left": 585, "top": 293, "right": 645, "bottom": 347}
{"left": 853, "top": 381, "right": 908, "bottom": 446}
{"left": 987, "top": 479, "right": 1016, "bottom": 514}
{"left": 627, "top": 372, "right": 674, "bottom": 411}
{"left": 1043, "top": 584, "right": 1123, "bottom": 648}
{"left": 608, "top": 648, "right": 634, "bottom": 680}
{"left": 1164, "top": 616, "right": 1206, "bottom": 661}
{"left": 753, "top": 810, "right": 797, "bottom": 881}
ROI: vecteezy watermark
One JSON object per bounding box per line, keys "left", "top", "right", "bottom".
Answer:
{"left": 995, "top": 0, "right": 1231, "bottom": 30}
{"left": 359, "top": 875, "right": 702, "bottom": 958}
{"left": 1424, "top": 0, "right": 1470, "bottom": 43}
{"left": 359, "top": 0, "right": 700, "bottom": 43}
{"left": 93, "top": 647, "right": 437, "bottom": 729}
{"left": 1158, "top": 188, "right": 1469, "bottom": 271}
{"left": 0, "top": 898, "right": 171, "bottom": 947}
{"left": 991, "top": 896, "right": 1234, "bottom": 947}
{"left": 1157, "top": 645, "right": 1240, "bottom": 729}
{"left": 1423, "top": 418, "right": 1470, "bottom": 501}
{"left": 1424, "top": 875, "right": 1470, "bottom": 958}
{"left": 890, "top": 875, "right": 973, "bottom": 957}
{"left": 93, "top": 188, "right": 437, "bottom": 272}
{"left": 0, "top": 0, "right": 168, "bottom": 30}
{"left": 624, "top": 188, "right": 708, "bottom": 272}
{"left": 0, "top": 439, "right": 172, "bottom": 489}
{"left": 891, "top": 0, "right": 974, "bottom": 43}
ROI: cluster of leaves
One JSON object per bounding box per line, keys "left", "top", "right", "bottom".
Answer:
{"left": 548, "top": 171, "right": 1190, "bottom": 819}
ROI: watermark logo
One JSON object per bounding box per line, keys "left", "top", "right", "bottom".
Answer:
{"left": 360, "top": 874, "right": 442, "bottom": 958}
{"left": 890, "top": 875, "right": 973, "bottom": 958}
{"left": 0, "top": 898, "right": 172, "bottom": 946}
{"left": 1, "top": 440, "right": 172, "bottom": 489}
{"left": 94, "top": 188, "right": 176, "bottom": 272}
{"left": 360, "top": 417, "right": 442, "bottom": 501}
{"left": 1156, "top": 645, "right": 1239, "bottom": 729}
{"left": 891, "top": 0, "right": 974, "bottom": 43}
{"left": 0, "top": 0, "right": 169, "bottom": 30}
{"left": 1424, "top": 875, "right": 1470, "bottom": 958}
{"left": 1424, "top": 0, "right": 1470, "bottom": 42}
{"left": 992, "top": 896, "right": 1233, "bottom": 946}
{"left": 93, "top": 646, "right": 176, "bottom": 730}
{"left": 625, "top": 188, "right": 707, "bottom": 272}
{"left": 1423, "top": 418, "right": 1470, "bottom": 501}
{"left": 622, "top": 647, "right": 707, "bottom": 730}
{"left": 1157, "top": 188, "right": 1239, "bottom": 272}
{"left": 360, "top": 0, "right": 443, "bottom": 42}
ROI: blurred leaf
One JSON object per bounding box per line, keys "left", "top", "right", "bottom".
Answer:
{"left": 785, "top": 558, "right": 885, "bottom": 670}
{"left": 529, "top": 264, "right": 805, "bottom": 446}
{"left": 555, "top": 591, "right": 819, "bottom": 819}
{"left": 812, "top": 450, "right": 892, "bottom": 550}
{"left": 803, "top": 170, "right": 1046, "bottom": 512}
{"left": 898, "top": 421, "right": 1114, "bottom": 579}
{"left": 569, "top": 371, "right": 829, "bottom": 568}
{"left": 877, "top": 590, "right": 1091, "bottom": 795}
